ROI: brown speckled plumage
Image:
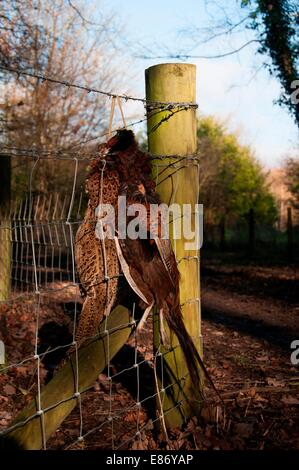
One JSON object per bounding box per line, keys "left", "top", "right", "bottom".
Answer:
{"left": 74, "top": 152, "right": 120, "bottom": 342}
{"left": 75, "top": 130, "right": 204, "bottom": 387}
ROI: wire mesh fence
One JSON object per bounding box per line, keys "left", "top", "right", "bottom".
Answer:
{"left": 0, "top": 153, "right": 202, "bottom": 450}
{"left": 0, "top": 65, "right": 203, "bottom": 449}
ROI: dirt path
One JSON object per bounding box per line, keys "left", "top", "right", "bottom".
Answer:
{"left": 198, "top": 262, "right": 299, "bottom": 449}
{"left": 201, "top": 263, "right": 299, "bottom": 347}
{"left": 202, "top": 263, "right": 299, "bottom": 304}
{"left": 201, "top": 287, "right": 298, "bottom": 350}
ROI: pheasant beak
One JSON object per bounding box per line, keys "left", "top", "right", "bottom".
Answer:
{"left": 98, "top": 145, "right": 109, "bottom": 159}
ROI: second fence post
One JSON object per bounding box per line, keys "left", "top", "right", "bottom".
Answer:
{"left": 287, "top": 206, "right": 293, "bottom": 262}
{"left": 0, "top": 153, "right": 11, "bottom": 301}
{"left": 145, "top": 63, "right": 202, "bottom": 427}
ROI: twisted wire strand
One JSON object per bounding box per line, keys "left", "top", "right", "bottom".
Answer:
{"left": 0, "top": 65, "right": 198, "bottom": 110}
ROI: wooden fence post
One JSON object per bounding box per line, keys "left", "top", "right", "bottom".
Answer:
{"left": 0, "top": 154, "right": 11, "bottom": 301}
{"left": 248, "top": 207, "right": 255, "bottom": 257}
{"left": 145, "top": 63, "right": 202, "bottom": 427}
{"left": 220, "top": 214, "right": 226, "bottom": 250}
{"left": 287, "top": 206, "right": 293, "bottom": 262}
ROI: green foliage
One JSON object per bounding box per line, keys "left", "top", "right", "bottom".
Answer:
{"left": 197, "top": 115, "right": 278, "bottom": 224}
{"left": 285, "top": 157, "right": 299, "bottom": 209}
{"left": 241, "top": 0, "right": 299, "bottom": 126}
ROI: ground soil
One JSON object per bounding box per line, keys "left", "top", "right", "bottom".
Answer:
{"left": 0, "top": 262, "right": 298, "bottom": 450}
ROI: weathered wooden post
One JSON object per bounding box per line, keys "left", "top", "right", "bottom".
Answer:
{"left": 0, "top": 153, "right": 11, "bottom": 301}
{"left": 145, "top": 63, "right": 202, "bottom": 427}
{"left": 220, "top": 214, "right": 226, "bottom": 250}
{"left": 248, "top": 207, "right": 255, "bottom": 257}
{"left": 287, "top": 206, "right": 293, "bottom": 262}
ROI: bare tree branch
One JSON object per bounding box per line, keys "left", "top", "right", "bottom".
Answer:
{"left": 135, "top": 39, "right": 260, "bottom": 60}
{"left": 1, "top": 0, "right": 129, "bottom": 196}
{"left": 179, "top": 15, "right": 251, "bottom": 54}
{"left": 67, "top": 0, "right": 102, "bottom": 27}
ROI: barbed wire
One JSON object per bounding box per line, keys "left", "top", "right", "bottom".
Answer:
{"left": 0, "top": 65, "right": 198, "bottom": 111}
{"left": 0, "top": 116, "right": 199, "bottom": 162}
{"left": 0, "top": 113, "right": 151, "bottom": 160}
{"left": 0, "top": 148, "right": 200, "bottom": 164}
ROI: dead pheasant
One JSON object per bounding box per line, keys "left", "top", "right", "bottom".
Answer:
{"left": 75, "top": 129, "right": 207, "bottom": 388}
{"left": 76, "top": 130, "right": 223, "bottom": 396}
{"left": 104, "top": 130, "right": 205, "bottom": 386}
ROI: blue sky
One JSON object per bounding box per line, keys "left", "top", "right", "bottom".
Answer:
{"left": 102, "top": 0, "right": 298, "bottom": 168}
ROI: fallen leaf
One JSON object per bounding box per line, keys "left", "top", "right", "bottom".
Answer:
{"left": 131, "top": 439, "right": 147, "bottom": 450}
{"left": 281, "top": 395, "right": 299, "bottom": 405}
{"left": 256, "top": 355, "right": 269, "bottom": 362}
{"left": 3, "top": 384, "right": 16, "bottom": 395}
{"left": 254, "top": 393, "right": 269, "bottom": 403}
{"left": 124, "top": 411, "right": 138, "bottom": 422}
{"left": 266, "top": 378, "right": 285, "bottom": 388}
